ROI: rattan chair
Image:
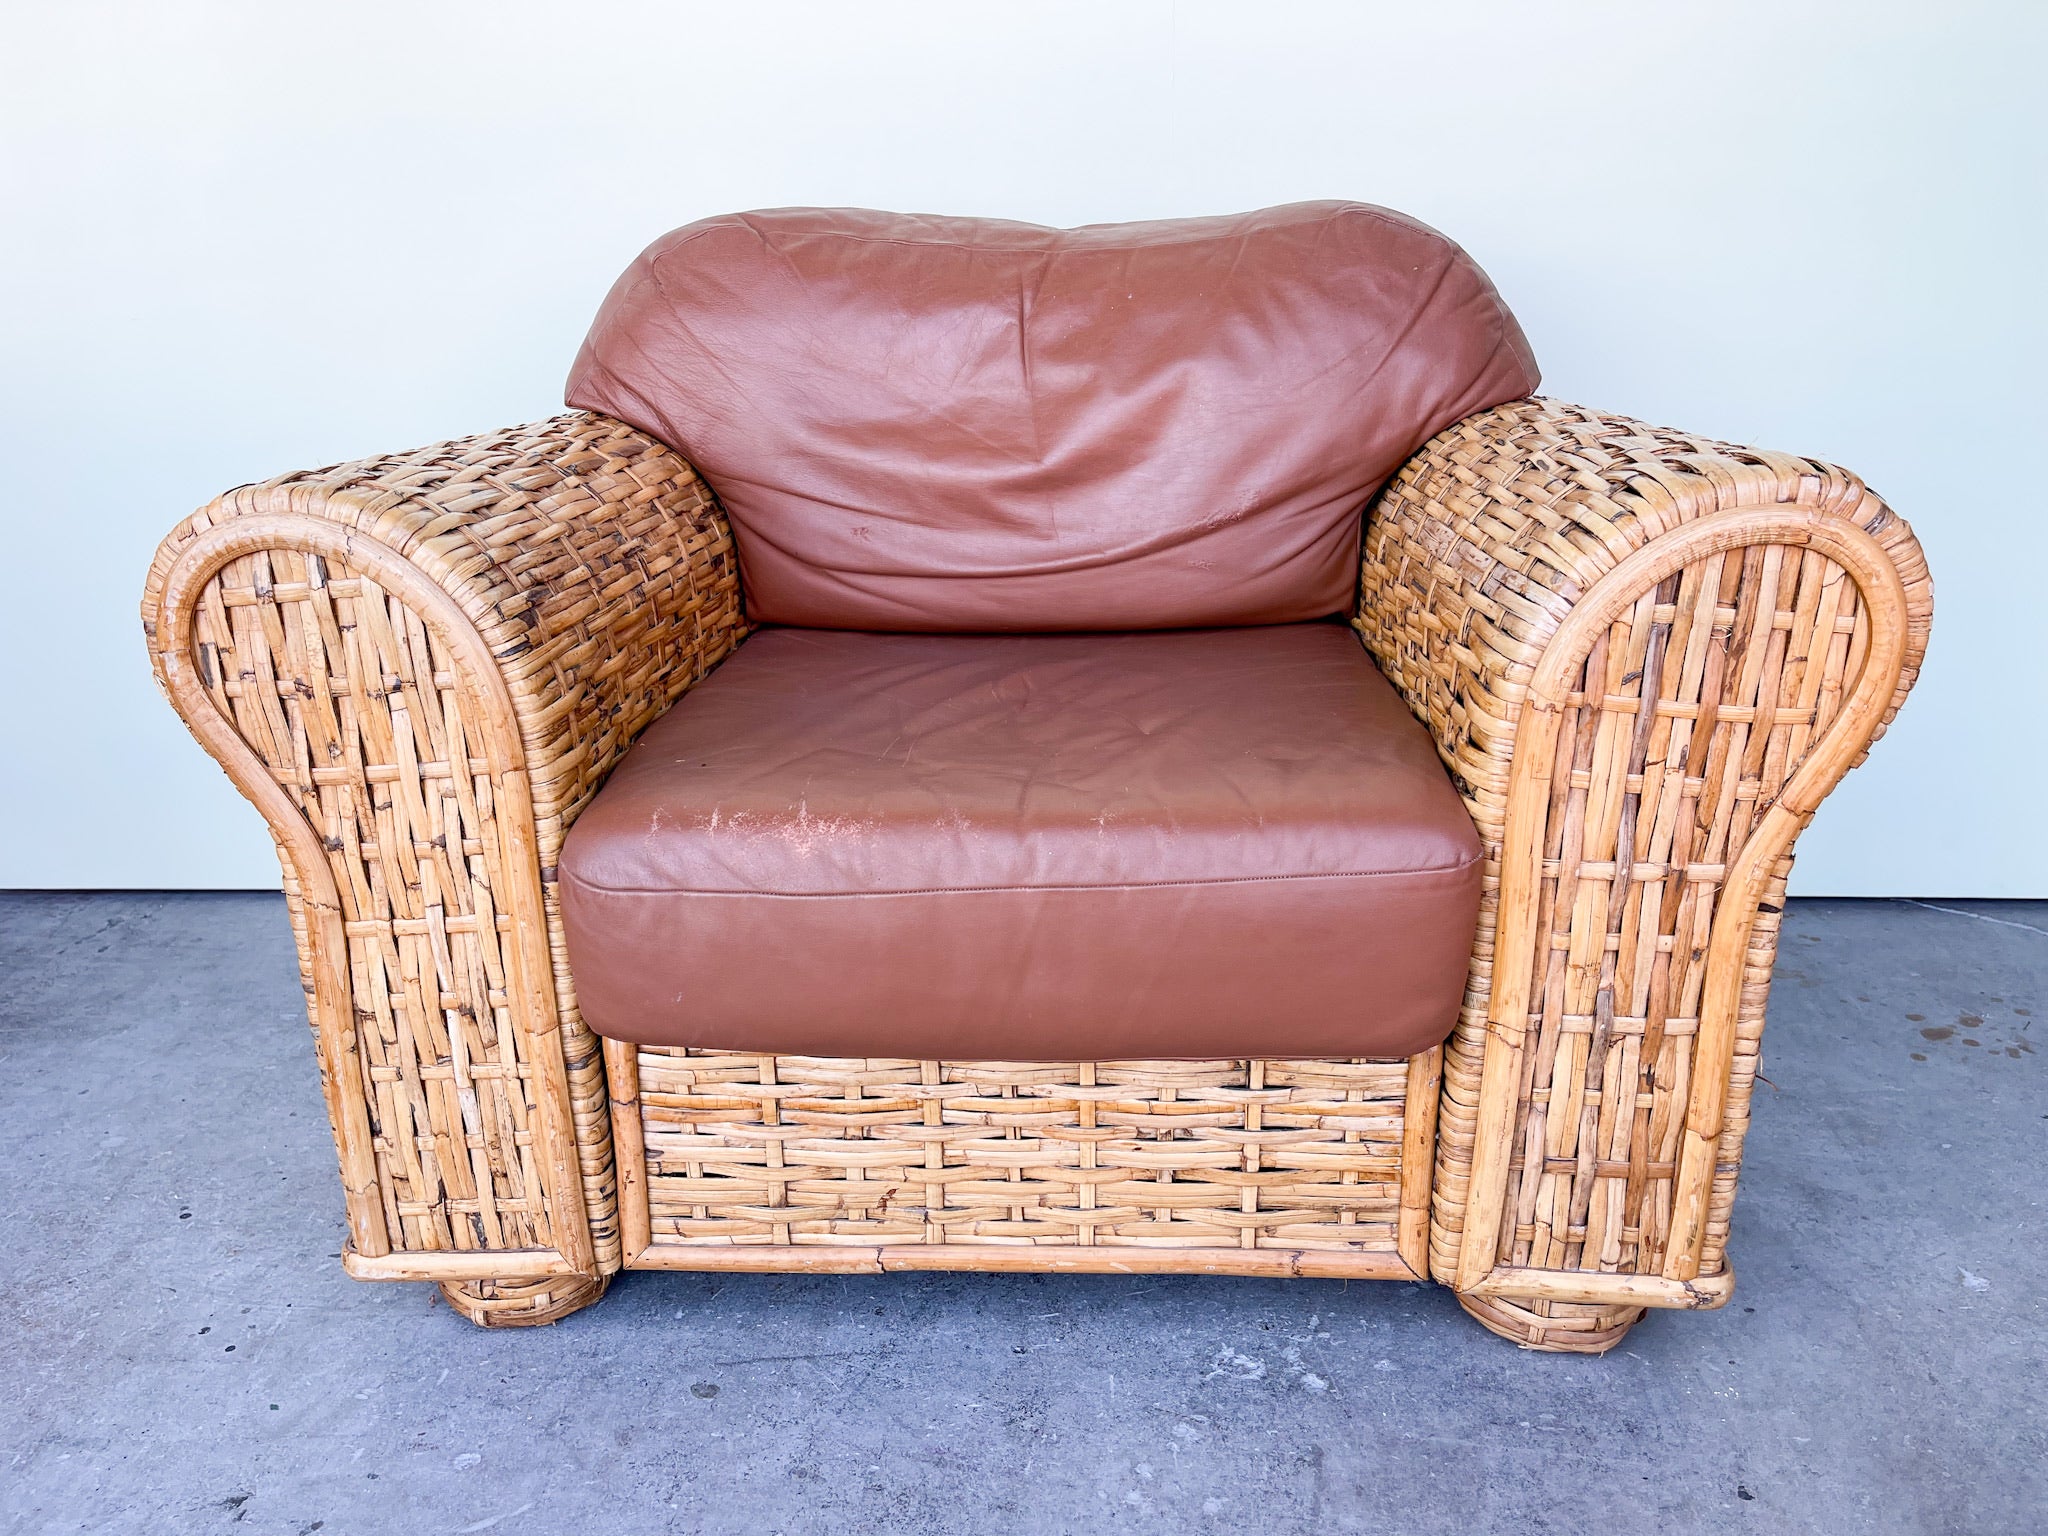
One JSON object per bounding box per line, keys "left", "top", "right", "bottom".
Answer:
{"left": 142, "top": 205, "right": 1930, "bottom": 1350}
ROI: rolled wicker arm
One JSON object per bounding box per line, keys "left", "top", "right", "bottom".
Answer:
{"left": 1358, "top": 398, "right": 1932, "bottom": 1350}
{"left": 141, "top": 413, "right": 743, "bottom": 1322}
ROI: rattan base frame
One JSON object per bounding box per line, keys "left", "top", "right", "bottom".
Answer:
{"left": 418, "top": 1033, "right": 1706, "bottom": 1347}
{"left": 613, "top": 1045, "right": 1439, "bottom": 1278}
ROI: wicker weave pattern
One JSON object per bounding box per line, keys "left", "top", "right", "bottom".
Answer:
{"left": 142, "top": 413, "right": 744, "bottom": 1278}
{"left": 1357, "top": 398, "right": 1931, "bottom": 1346}
{"left": 195, "top": 551, "right": 562, "bottom": 1251}
{"left": 636, "top": 1052, "right": 1416, "bottom": 1260}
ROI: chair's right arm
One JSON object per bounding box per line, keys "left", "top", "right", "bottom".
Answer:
{"left": 141, "top": 412, "right": 744, "bottom": 1322}
{"left": 1357, "top": 398, "right": 1932, "bottom": 1350}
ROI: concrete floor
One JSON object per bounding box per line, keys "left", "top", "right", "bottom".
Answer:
{"left": 0, "top": 894, "right": 2041, "bottom": 1535}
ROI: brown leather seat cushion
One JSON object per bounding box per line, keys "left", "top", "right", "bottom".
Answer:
{"left": 560, "top": 624, "right": 1482, "bottom": 1061}
{"left": 566, "top": 202, "right": 1537, "bottom": 633}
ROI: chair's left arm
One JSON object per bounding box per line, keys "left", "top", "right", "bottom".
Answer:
{"left": 141, "top": 412, "right": 743, "bottom": 1318}
{"left": 1357, "top": 398, "right": 1932, "bottom": 1348}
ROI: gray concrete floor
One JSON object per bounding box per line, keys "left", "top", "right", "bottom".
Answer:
{"left": 0, "top": 894, "right": 2041, "bottom": 1535}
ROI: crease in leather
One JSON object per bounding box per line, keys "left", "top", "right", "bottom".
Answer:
{"left": 559, "top": 856, "right": 1481, "bottom": 900}
{"left": 688, "top": 494, "right": 1365, "bottom": 582}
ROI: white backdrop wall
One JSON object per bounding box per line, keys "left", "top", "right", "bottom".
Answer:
{"left": 2, "top": 1, "right": 2040, "bottom": 894}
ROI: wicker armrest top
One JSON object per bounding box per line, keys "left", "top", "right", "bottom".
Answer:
{"left": 1355, "top": 397, "right": 1933, "bottom": 825}
{"left": 141, "top": 411, "right": 745, "bottom": 851}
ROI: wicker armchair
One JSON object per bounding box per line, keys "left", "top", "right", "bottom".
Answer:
{"left": 142, "top": 206, "right": 1929, "bottom": 1348}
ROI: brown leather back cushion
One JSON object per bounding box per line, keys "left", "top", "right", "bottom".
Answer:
{"left": 566, "top": 202, "right": 1538, "bottom": 632}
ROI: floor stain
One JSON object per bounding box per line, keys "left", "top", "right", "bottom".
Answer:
{"left": 1913, "top": 1015, "right": 2036, "bottom": 1060}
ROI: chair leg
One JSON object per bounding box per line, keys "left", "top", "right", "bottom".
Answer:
{"left": 439, "top": 1275, "right": 611, "bottom": 1328}
{"left": 1459, "top": 1291, "right": 1644, "bottom": 1354}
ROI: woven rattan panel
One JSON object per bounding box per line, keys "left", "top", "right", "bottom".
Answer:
{"left": 148, "top": 414, "right": 746, "bottom": 1272}
{"left": 637, "top": 1053, "right": 1412, "bottom": 1256}
{"left": 1356, "top": 398, "right": 1933, "bottom": 1316}
{"left": 1490, "top": 546, "right": 1851, "bottom": 1278}
{"left": 194, "top": 551, "right": 558, "bottom": 1253}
